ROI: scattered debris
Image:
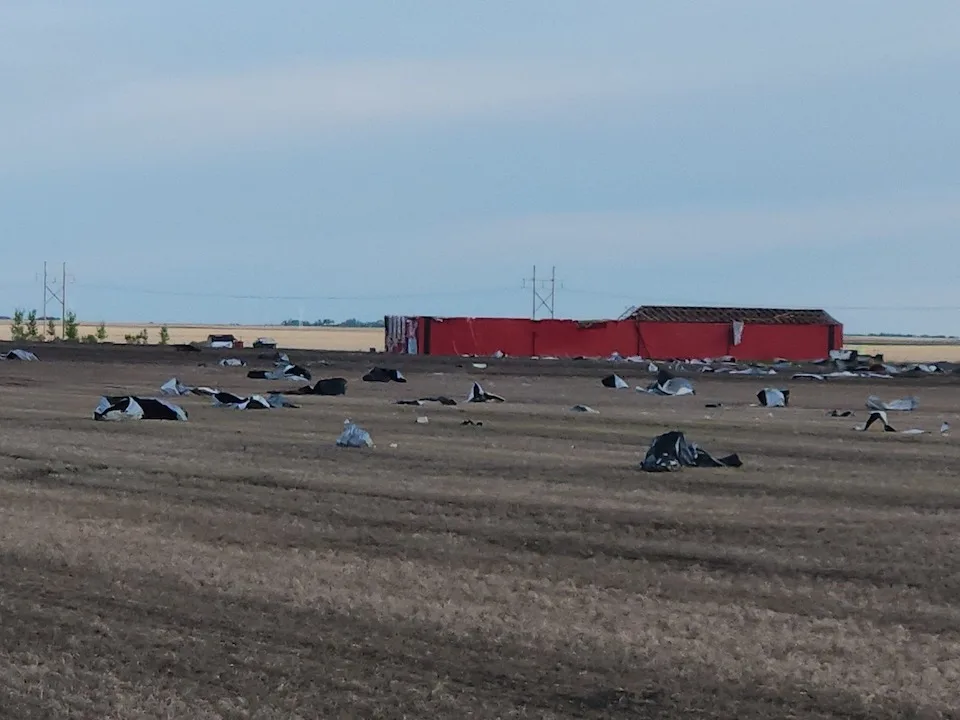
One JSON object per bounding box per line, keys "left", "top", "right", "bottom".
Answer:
{"left": 174, "top": 343, "right": 201, "bottom": 353}
{"left": 337, "top": 423, "right": 373, "bottom": 447}
{"left": 218, "top": 358, "right": 246, "bottom": 367}
{"left": 2, "top": 349, "right": 38, "bottom": 361}
{"left": 642, "top": 369, "right": 695, "bottom": 396}
{"left": 467, "top": 382, "right": 505, "bottom": 403}
{"left": 570, "top": 404, "right": 599, "bottom": 413}
{"left": 730, "top": 366, "right": 777, "bottom": 376}
{"left": 396, "top": 396, "right": 458, "bottom": 407}
{"left": 757, "top": 388, "right": 789, "bottom": 407}
{"left": 253, "top": 337, "right": 278, "bottom": 349}
{"left": 94, "top": 396, "right": 188, "bottom": 421}
{"left": 601, "top": 374, "right": 629, "bottom": 389}
{"left": 293, "top": 378, "right": 348, "bottom": 396}
{"left": 828, "top": 410, "right": 854, "bottom": 417}
{"left": 247, "top": 363, "right": 311, "bottom": 382}
{"left": 704, "top": 402, "right": 724, "bottom": 408}
{"left": 856, "top": 410, "right": 939, "bottom": 434}
{"left": 212, "top": 391, "right": 299, "bottom": 409}
{"left": 416, "top": 416, "right": 429, "bottom": 424}
{"left": 866, "top": 395, "right": 919, "bottom": 412}
{"left": 160, "top": 378, "right": 218, "bottom": 397}
{"left": 461, "top": 419, "right": 484, "bottom": 426}
{"left": 472, "top": 362, "right": 488, "bottom": 369}
{"left": 362, "top": 367, "right": 407, "bottom": 383}
{"left": 640, "top": 431, "right": 742, "bottom": 472}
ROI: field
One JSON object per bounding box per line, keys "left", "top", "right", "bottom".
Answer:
{"left": 3, "top": 321, "right": 960, "bottom": 361}
{"left": 1, "top": 345, "right": 959, "bottom": 718}
{"left": 0, "top": 321, "right": 385, "bottom": 351}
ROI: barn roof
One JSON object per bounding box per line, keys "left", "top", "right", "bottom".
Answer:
{"left": 626, "top": 305, "right": 839, "bottom": 325}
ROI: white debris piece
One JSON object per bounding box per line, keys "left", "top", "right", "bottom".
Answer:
{"left": 337, "top": 423, "right": 373, "bottom": 447}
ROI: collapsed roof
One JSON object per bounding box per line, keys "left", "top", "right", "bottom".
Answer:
{"left": 94, "top": 396, "right": 188, "bottom": 421}
{"left": 624, "top": 305, "right": 839, "bottom": 325}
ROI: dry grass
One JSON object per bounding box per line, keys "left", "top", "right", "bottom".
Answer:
{"left": 0, "top": 352, "right": 959, "bottom": 718}
{"left": 0, "top": 321, "right": 384, "bottom": 351}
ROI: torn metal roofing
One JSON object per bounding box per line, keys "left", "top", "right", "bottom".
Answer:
{"left": 625, "top": 306, "right": 840, "bottom": 325}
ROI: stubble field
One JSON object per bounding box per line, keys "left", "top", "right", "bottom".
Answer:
{"left": 0, "top": 346, "right": 958, "bottom": 718}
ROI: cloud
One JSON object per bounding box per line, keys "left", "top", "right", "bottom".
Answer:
{"left": 0, "top": 58, "right": 641, "bottom": 172}
{"left": 458, "top": 191, "right": 960, "bottom": 264}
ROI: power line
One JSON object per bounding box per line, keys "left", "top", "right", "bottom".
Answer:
{"left": 70, "top": 282, "right": 521, "bottom": 302}
{"left": 560, "top": 287, "right": 960, "bottom": 312}
{"left": 52, "top": 279, "right": 960, "bottom": 313}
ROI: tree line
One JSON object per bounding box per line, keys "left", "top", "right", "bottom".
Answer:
{"left": 279, "top": 318, "right": 384, "bottom": 328}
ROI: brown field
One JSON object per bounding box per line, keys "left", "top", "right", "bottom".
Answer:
{"left": 1, "top": 345, "right": 959, "bottom": 718}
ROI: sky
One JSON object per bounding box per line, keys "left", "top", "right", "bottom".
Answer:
{"left": 1, "top": 1, "right": 959, "bottom": 335}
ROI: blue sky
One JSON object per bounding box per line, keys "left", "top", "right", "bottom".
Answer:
{"left": 1, "top": 1, "right": 958, "bottom": 334}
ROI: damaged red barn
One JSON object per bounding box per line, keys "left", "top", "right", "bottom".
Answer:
{"left": 385, "top": 306, "right": 842, "bottom": 362}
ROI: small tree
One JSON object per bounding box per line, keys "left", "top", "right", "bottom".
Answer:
{"left": 25, "top": 310, "right": 40, "bottom": 340}
{"left": 46, "top": 317, "right": 57, "bottom": 339}
{"left": 64, "top": 311, "right": 79, "bottom": 341}
{"left": 10, "top": 309, "right": 27, "bottom": 341}
{"left": 96, "top": 322, "right": 108, "bottom": 342}
{"left": 159, "top": 325, "right": 169, "bottom": 345}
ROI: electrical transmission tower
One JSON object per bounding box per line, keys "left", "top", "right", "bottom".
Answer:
{"left": 40, "top": 262, "right": 71, "bottom": 336}
{"left": 522, "top": 265, "right": 561, "bottom": 319}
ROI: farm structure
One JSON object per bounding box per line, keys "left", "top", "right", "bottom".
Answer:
{"left": 385, "top": 306, "right": 843, "bottom": 362}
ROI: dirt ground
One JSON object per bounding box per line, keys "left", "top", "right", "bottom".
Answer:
{"left": 1, "top": 347, "right": 959, "bottom": 718}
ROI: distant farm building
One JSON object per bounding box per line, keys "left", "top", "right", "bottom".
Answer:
{"left": 385, "top": 306, "right": 842, "bottom": 362}
{"left": 207, "top": 333, "right": 242, "bottom": 349}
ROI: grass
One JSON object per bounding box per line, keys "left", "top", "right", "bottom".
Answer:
{"left": 0, "top": 354, "right": 958, "bottom": 717}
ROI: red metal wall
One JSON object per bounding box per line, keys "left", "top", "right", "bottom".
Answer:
{"left": 637, "top": 322, "right": 837, "bottom": 361}
{"left": 387, "top": 316, "right": 841, "bottom": 361}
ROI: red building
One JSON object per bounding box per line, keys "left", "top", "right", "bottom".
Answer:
{"left": 385, "top": 306, "right": 842, "bottom": 362}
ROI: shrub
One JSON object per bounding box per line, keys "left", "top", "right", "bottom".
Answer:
{"left": 96, "top": 322, "right": 108, "bottom": 342}
{"left": 64, "top": 311, "right": 79, "bottom": 342}
{"left": 82, "top": 334, "right": 98, "bottom": 344}
{"left": 123, "top": 329, "right": 149, "bottom": 345}
{"left": 46, "top": 318, "right": 57, "bottom": 340}
{"left": 159, "top": 325, "right": 169, "bottom": 345}
{"left": 10, "top": 309, "right": 27, "bottom": 341}
{"left": 25, "top": 310, "right": 40, "bottom": 340}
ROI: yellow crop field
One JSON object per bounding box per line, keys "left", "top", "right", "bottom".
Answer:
{"left": 0, "top": 321, "right": 385, "bottom": 351}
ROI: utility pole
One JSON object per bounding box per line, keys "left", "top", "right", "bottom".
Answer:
{"left": 522, "top": 265, "right": 560, "bottom": 320}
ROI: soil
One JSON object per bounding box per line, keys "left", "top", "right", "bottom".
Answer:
{"left": 1, "top": 345, "right": 958, "bottom": 718}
